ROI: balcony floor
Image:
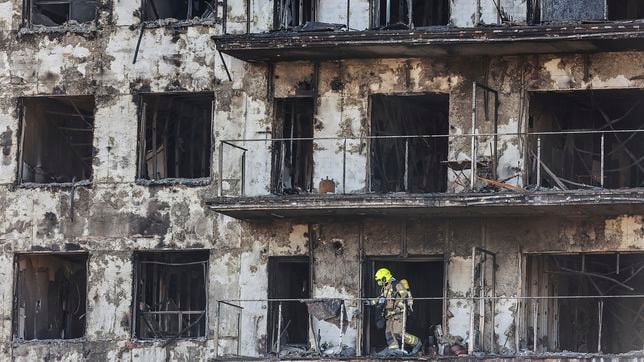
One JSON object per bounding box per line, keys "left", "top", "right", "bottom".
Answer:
{"left": 205, "top": 189, "right": 644, "bottom": 220}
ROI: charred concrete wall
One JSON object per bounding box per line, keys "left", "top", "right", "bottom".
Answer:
{"left": 0, "top": 0, "right": 642, "bottom": 360}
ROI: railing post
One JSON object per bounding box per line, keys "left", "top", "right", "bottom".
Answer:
{"left": 276, "top": 302, "right": 282, "bottom": 355}
{"left": 218, "top": 142, "right": 224, "bottom": 196}
{"left": 471, "top": 82, "right": 477, "bottom": 191}
{"left": 339, "top": 302, "right": 344, "bottom": 351}
{"left": 404, "top": 138, "right": 410, "bottom": 192}
{"left": 343, "top": 137, "right": 347, "bottom": 194}
{"left": 238, "top": 309, "right": 243, "bottom": 356}
{"left": 241, "top": 150, "right": 246, "bottom": 196}
{"left": 597, "top": 300, "right": 604, "bottom": 353}
{"left": 600, "top": 133, "right": 605, "bottom": 188}
{"left": 468, "top": 247, "right": 476, "bottom": 355}
{"left": 533, "top": 300, "right": 538, "bottom": 352}
{"left": 215, "top": 301, "right": 222, "bottom": 357}
{"left": 536, "top": 136, "right": 542, "bottom": 188}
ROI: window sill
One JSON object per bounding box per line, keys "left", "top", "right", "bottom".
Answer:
{"left": 18, "top": 23, "right": 99, "bottom": 36}
{"left": 136, "top": 177, "right": 212, "bottom": 187}
{"left": 141, "top": 18, "right": 219, "bottom": 30}
{"left": 17, "top": 179, "right": 92, "bottom": 189}
{"left": 13, "top": 337, "right": 87, "bottom": 345}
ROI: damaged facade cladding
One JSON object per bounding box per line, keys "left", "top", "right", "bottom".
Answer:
{"left": 0, "top": 0, "right": 641, "bottom": 361}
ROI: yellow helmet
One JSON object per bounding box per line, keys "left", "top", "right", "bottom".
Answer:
{"left": 374, "top": 268, "right": 393, "bottom": 285}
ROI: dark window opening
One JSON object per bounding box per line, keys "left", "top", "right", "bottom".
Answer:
{"left": 271, "top": 98, "right": 314, "bottom": 194}
{"left": 142, "top": 0, "right": 216, "bottom": 21}
{"left": 134, "top": 250, "right": 209, "bottom": 340}
{"left": 531, "top": 0, "right": 606, "bottom": 23}
{"left": 26, "top": 0, "right": 96, "bottom": 26}
{"left": 13, "top": 253, "right": 88, "bottom": 340}
{"left": 525, "top": 253, "right": 644, "bottom": 354}
{"left": 19, "top": 96, "right": 94, "bottom": 184}
{"left": 267, "top": 257, "right": 310, "bottom": 352}
{"left": 370, "top": 94, "right": 449, "bottom": 193}
{"left": 138, "top": 93, "right": 213, "bottom": 181}
{"left": 608, "top": 0, "right": 644, "bottom": 20}
{"left": 362, "top": 258, "right": 444, "bottom": 355}
{"left": 529, "top": 90, "right": 644, "bottom": 189}
{"left": 274, "top": 0, "right": 314, "bottom": 29}
{"left": 373, "top": 0, "right": 449, "bottom": 29}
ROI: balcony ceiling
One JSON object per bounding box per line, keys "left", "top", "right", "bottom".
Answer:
{"left": 205, "top": 189, "right": 644, "bottom": 220}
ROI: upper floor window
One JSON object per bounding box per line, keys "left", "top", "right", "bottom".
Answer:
{"left": 18, "top": 96, "right": 95, "bottom": 185}
{"left": 137, "top": 92, "right": 213, "bottom": 181}
{"left": 372, "top": 0, "right": 449, "bottom": 29}
{"left": 141, "top": 0, "right": 216, "bottom": 21}
{"left": 274, "top": 0, "right": 314, "bottom": 30}
{"left": 25, "top": 0, "right": 96, "bottom": 26}
{"left": 530, "top": 0, "right": 644, "bottom": 24}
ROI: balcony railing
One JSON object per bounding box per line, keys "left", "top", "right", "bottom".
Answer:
{"left": 217, "top": 129, "right": 644, "bottom": 197}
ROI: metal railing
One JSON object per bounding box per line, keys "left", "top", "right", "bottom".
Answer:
{"left": 217, "top": 128, "right": 644, "bottom": 196}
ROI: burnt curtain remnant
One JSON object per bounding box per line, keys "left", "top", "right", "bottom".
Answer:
{"left": 271, "top": 98, "right": 314, "bottom": 194}
{"left": 13, "top": 254, "right": 88, "bottom": 340}
{"left": 371, "top": 94, "right": 449, "bottom": 193}
{"left": 19, "top": 96, "right": 95, "bottom": 184}
{"left": 138, "top": 93, "right": 213, "bottom": 181}
{"left": 134, "top": 251, "right": 209, "bottom": 339}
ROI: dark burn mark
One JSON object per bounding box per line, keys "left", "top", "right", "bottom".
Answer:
{"left": 0, "top": 126, "right": 12, "bottom": 161}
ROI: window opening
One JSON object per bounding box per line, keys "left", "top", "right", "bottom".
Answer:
{"left": 26, "top": 0, "right": 96, "bottom": 26}
{"left": 525, "top": 253, "right": 644, "bottom": 354}
{"left": 138, "top": 93, "right": 213, "bottom": 181}
{"left": 370, "top": 94, "right": 449, "bottom": 193}
{"left": 532, "top": 0, "right": 606, "bottom": 23}
{"left": 362, "top": 258, "right": 444, "bottom": 355}
{"left": 271, "top": 98, "right": 314, "bottom": 194}
{"left": 267, "top": 257, "right": 310, "bottom": 353}
{"left": 13, "top": 253, "right": 88, "bottom": 340}
{"left": 607, "top": 0, "right": 644, "bottom": 20}
{"left": 373, "top": 0, "right": 449, "bottom": 29}
{"left": 142, "top": 0, "right": 216, "bottom": 21}
{"left": 529, "top": 89, "right": 644, "bottom": 189}
{"left": 133, "top": 250, "right": 209, "bottom": 339}
{"left": 275, "top": 0, "right": 314, "bottom": 29}
{"left": 19, "top": 96, "right": 94, "bottom": 184}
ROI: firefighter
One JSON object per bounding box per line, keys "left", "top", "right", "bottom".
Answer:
{"left": 368, "top": 268, "right": 422, "bottom": 355}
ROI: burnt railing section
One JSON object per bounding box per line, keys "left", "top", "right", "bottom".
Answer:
{"left": 217, "top": 129, "right": 644, "bottom": 197}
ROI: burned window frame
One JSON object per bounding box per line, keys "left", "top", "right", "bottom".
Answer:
{"left": 17, "top": 95, "right": 96, "bottom": 186}
{"left": 12, "top": 252, "right": 89, "bottom": 342}
{"left": 371, "top": 0, "right": 450, "bottom": 29}
{"left": 528, "top": 0, "right": 644, "bottom": 24}
{"left": 22, "top": 0, "right": 97, "bottom": 27}
{"left": 132, "top": 250, "right": 210, "bottom": 341}
{"left": 135, "top": 91, "right": 215, "bottom": 185}
{"left": 273, "top": 0, "right": 316, "bottom": 30}
{"left": 140, "top": 0, "right": 218, "bottom": 22}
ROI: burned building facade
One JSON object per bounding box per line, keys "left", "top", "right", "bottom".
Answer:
{"left": 0, "top": 0, "right": 643, "bottom": 360}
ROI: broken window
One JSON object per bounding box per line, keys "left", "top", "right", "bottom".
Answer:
{"left": 142, "top": 0, "right": 216, "bottom": 21}
{"left": 529, "top": 90, "right": 644, "bottom": 189}
{"left": 608, "top": 0, "right": 644, "bottom": 20}
{"left": 531, "top": 0, "right": 606, "bottom": 23}
{"left": 373, "top": 0, "right": 449, "bottom": 29}
{"left": 363, "top": 258, "right": 444, "bottom": 355}
{"left": 25, "top": 0, "right": 96, "bottom": 26}
{"left": 274, "top": 0, "right": 314, "bottom": 29}
{"left": 13, "top": 253, "right": 88, "bottom": 340}
{"left": 137, "top": 93, "right": 213, "bottom": 181}
{"left": 271, "top": 98, "right": 314, "bottom": 194}
{"left": 525, "top": 253, "right": 644, "bottom": 354}
{"left": 370, "top": 94, "right": 449, "bottom": 193}
{"left": 267, "top": 257, "right": 310, "bottom": 352}
{"left": 133, "top": 250, "right": 209, "bottom": 339}
{"left": 18, "top": 96, "right": 94, "bottom": 184}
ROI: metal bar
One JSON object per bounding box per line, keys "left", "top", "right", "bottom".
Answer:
{"left": 152, "top": 103, "right": 158, "bottom": 180}
{"left": 246, "top": 0, "right": 250, "bottom": 33}
{"left": 407, "top": 0, "right": 412, "bottom": 28}
{"left": 339, "top": 302, "right": 344, "bottom": 351}
{"left": 471, "top": 81, "right": 477, "bottom": 191}
{"left": 386, "top": 0, "right": 391, "bottom": 23}
{"left": 537, "top": 136, "right": 541, "bottom": 188}
{"left": 404, "top": 138, "right": 409, "bottom": 191}
{"left": 238, "top": 308, "right": 242, "bottom": 356}
{"left": 143, "top": 310, "right": 205, "bottom": 315}
{"left": 600, "top": 133, "right": 605, "bottom": 187}
{"left": 221, "top": 140, "right": 248, "bottom": 151}
{"left": 468, "top": 247, "right": 476, "bottom": 354}
{"left": 479, "top": 254, "right": 485, "bottom": 352}
{"left": 533, "top": 300, "right": 538, "bottom": 352}
{"left": 343, "top": 137, "right": 347, "bottom": 194}
{"left": 491, "top": 254, "right": 496, "bottom": 353}
{"left": 218, "top": 300, "right": 244, "bottom": 310}
{"left": 17, "top": 103, "right": 26, "bottom": 183}
{"left": 218, "top": 50, "right": 233, "bottom": 82}
{"left": 616, "top": 253, "right": 620, "bottom": 275}
{"left": 276, "top": 303, "right": 282, "bottom": 354}
{"left": 346, "top": 0, "right": 350, "bottom": 28}
{"left": 218, "top": 142, "right": 224, "bottom": 196}
{"left": 401, "top": 300, "right": 406, "bottom": 351}
{"left": 597, "top": 300, "right": 604, "bottom": 353}
{"left": 241, "top": 151, "right": 246, "bottom": 196}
